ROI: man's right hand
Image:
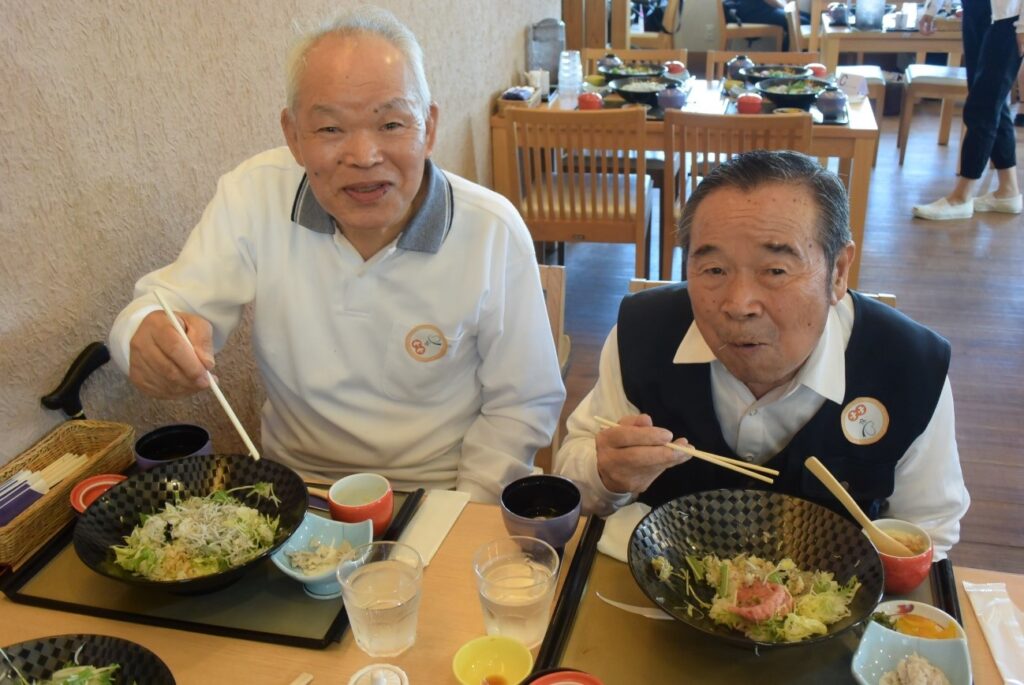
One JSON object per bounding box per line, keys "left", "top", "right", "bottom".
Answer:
{"left": 128, "top": 310, "right": 215, "bottom": 398}
{"left": 594, "top": 414, "right": 690, "bottom": 494}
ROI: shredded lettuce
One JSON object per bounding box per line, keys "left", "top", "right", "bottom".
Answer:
{"left": 112, "top": 483, "right": 280, "bottom": 581}
{"left": 653, "top": 553, "right": 860, "bottom": 643}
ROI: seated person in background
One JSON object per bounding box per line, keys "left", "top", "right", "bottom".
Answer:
{"left": 725, "top": 0, "right": 793, "bottom": 50}
{"left": 108, "top": 7, "right": 565, "bottom": 502}
{"left": 554, "top": 150, "right": 970, "bottom": 558}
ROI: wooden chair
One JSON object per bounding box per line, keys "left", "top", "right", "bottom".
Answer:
{"left": 581, "top": 47, "right": 689, "bottom": 202}
{"left": 581, "top": 47, "right": 689, "bottom": 76}
{"left": 897, "top": 64, "right": 968, "bottom": 166}
{"left": 538, "top": 264, "right": 570, "bottom": 459}
{"left": 506, "top": 107, "right": 653, "bottom": 278}
{"left": 705, "top": 49, "right": 820, "bottom": 82}
{"left": 660, "top": 111, "right": 813, "bottom": 278}
{"left": 785, "top": 1, "right": 807, "bottom": 52}
{"left": 538, "top": 264, "right": 571, "bottom": 379}
{"left": 630, "top": 0, "right": 684, "bottom": 49}
{"left": 630, "top": 278, "right": 898, "bottom": 309}
{"left": 717, "top": 0, "right": 785, "bottom": 52}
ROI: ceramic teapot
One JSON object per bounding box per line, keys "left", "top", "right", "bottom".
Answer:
{"left": 827, "top": 2, "right": 850, "bottom": 25}
{"left": 657, "top": 81, "right": 688, "bottom": 110}
{"left": 815, "top": 84, "right": 849, "bottom": 118}
{"left": 726, "top": 54, "right": 754, "bottom": 81}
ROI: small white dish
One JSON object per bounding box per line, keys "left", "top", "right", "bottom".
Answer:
{"left": 852, "top": 605, "right": 971, "bottom": 685}
{"left": 271, "top": 512, "right": 372, "bottom": 599}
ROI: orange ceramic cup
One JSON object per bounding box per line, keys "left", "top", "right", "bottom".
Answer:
{"left": 874, "top": 518, "right": 934, "bottom": 594}
{"left": 328, "top": 473, "right": 394, "bottom": 538}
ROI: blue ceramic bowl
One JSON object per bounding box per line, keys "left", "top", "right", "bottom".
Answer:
{"left": 271, "top": 512, "right": 372, "bottom": 599}
{"left": 852, "top": 611, "right": 970, "bottom": 685}
{"left": 500, "top": 475, "right": 581, "bottom": 550}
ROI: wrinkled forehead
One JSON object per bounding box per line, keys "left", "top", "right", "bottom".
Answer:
{"left": 692, "top": 182, "right": 821, "bottom": 244}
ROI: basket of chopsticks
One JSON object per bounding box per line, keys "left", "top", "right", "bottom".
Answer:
{"left": 0, "top": 420, "right": 134, "bottom": 568}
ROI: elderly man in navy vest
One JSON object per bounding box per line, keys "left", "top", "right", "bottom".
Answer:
{"left": 555, "top": 151, "right": 970, "bottom": 558}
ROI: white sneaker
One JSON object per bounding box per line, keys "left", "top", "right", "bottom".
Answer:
{"left": 973, "top": 192, "right": 1023, "bottom": 214}
{"left": 912, "top": 197, "right": 973, "bottom": 220}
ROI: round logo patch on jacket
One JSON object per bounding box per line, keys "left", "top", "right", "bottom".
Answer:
{"left": 404, "top": 324, "right": 448, "bottom": 362}
{"left": 841, "top": 396, "right": 889, "bottom": 445}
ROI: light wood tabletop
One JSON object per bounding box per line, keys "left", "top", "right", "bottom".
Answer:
{"left": 0, "top": 502, "right": 579, "bottom": 685}
{"left": 818, "top": 13, "right": 963, "bottom": 73}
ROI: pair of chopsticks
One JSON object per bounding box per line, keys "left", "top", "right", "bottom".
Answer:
{"left": 592, "top": 416, "right": 777, "bottom": 484}
{"left": 154, "top": 290, "right": 260, "bottom": 460}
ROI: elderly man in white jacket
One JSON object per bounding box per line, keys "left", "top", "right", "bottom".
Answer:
{"left": 109, "top": 7, "right": 565, "bottom": 502}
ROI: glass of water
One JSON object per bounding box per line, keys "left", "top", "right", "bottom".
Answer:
{"left": 337, "top": 541, "right": 424, "bottom": 657}
{"left": 472, "top": 536, "right": 560, "bottom": 649}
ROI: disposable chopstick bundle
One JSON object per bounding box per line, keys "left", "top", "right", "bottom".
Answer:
{"left": 0, "top": 451, "right": 87, "bottom": 526}
{"left": 592, "top": 415, "right": 776, "bottom": 485}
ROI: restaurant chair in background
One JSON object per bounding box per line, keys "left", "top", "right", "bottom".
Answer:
{"left": 506, "top": 107, "right": 653, "bottom": 279}
{"left": 536, "top": 264, "right": 570, "bottom": 464}
{"left": 629, "top": 0, "right": 684, "bottom": 49}
{"left": 660, "top": 110, "right": 813, "bottom": 279}
{"left": 705, "top": 49, "right": 820, "bottom": 82}
{"left": 717, "top": 0, "right": 785, "bottom": 52}
{"left": 785, "top": 1, "right": 813, "bottom": 52}
{"left": 897, "top": 64, "right": 968, "bottom": 166}
{"left": 581, "top": 47, "right": 689, "bottom": 208}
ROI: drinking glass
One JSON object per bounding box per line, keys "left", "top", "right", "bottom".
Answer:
{"left": 472, "top": 536, "right": 560, "bottom": 649}
{"left": 337, "top": 541, "right": 423, "bottom": 657}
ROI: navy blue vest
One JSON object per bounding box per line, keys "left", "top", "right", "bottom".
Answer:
{"left": 617, "top": 285, "right": 950, "bottom": 520}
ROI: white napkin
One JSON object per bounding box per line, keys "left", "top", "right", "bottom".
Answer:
{"left": 597, "top": 502, "right": 651, "bottom": 563}
{"left": 963, "top": 581, "right": 1024, "bottom": 684}
{"left": 397, "top": 489, "right": 470, "bottom": 566}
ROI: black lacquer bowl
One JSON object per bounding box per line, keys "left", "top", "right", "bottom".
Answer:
{"left": 73, "top": 453, "right": 307, "bottom": 593}
{"left": 0, "top": 634, "right": 175, "bottom": 684}
{"left": 628, "top": 489, "right": 884, "bottom": 649}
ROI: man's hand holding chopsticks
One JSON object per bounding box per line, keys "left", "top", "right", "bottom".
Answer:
{"left": 129, "top": 309, "right": 215, "bottom": 398}
{"left": 594, "top": 414, "right": 690, "bottom": 494}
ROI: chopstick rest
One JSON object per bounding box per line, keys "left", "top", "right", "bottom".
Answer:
{"left": 593, "top": 415, "right": 777, "bottom": 484}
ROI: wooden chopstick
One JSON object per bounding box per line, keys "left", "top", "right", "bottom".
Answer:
{"left": 593, "top": 416, "right": 776, "bottom": 485}
{"left": 154, "top": 290, "right": 261, "bottom": 461}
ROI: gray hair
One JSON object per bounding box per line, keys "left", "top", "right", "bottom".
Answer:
{"left": 677, "top": 150, "right": 852, "bottom": 276}
{"left": 284, "top": 6, "right": 432, "bottom": 121}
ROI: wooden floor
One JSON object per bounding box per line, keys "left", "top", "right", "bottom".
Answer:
{"left": 546, "top": 102, "right": 1024, "bottom": 573}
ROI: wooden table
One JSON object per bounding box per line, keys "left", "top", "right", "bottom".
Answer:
{"left": 955, "top": 566, "right": 1024, "bottom": 685}
{"left": 490, "top": 82, "right": 879, "bottom": 287}
{"left": 0, "top": 503, "right": 580, "bottom": 685}
{"left": 820, "top": 15, "right": 963, "bottom": 73}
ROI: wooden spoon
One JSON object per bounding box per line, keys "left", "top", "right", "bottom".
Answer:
{"left": 804, "top": 456, "right": 915, "bottom": 557}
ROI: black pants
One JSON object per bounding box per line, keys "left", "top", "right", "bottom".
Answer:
{"left": 960, "top": 0, "right": 1023, "bottom": 179}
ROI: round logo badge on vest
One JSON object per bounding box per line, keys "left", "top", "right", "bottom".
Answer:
{"left": 841, "top": 396, "right": 889, "bottom": 445}
{"left": 404, "top": 324, "right": 448, "bottom": 363}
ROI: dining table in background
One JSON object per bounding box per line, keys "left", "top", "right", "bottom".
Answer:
{"left": 818, "top": 12, "right": 964, "bottom": 73}
{"left": 490, "top": 80, "right": 879, "bottom": 287}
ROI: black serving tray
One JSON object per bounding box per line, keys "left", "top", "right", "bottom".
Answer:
{"left": 0, "top": 488, "right": 424, "bottom": 649}
{"left": 534, "top": 516, "right": 962, "bottom": 681}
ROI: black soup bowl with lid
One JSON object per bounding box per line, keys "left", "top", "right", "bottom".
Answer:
{"left": 500, "top": 475, "right": 581, "bottom": 551}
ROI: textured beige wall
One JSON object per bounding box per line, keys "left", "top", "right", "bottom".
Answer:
{"left": 0, "top": 0, "right": 560, "bottom": 464}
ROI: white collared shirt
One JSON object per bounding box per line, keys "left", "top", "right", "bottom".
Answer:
{"left": 554, "top": 294, "right": 970, "bottom": 558}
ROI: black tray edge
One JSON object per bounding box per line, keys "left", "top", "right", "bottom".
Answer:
{"left": 0, "top": 487, "right": 426, "bottom": 650}
{"left": 930, "top": 557, "right": 963, "bottom": 625}
{"left": 534, "top": 515, "right": 604, "bottom": 672}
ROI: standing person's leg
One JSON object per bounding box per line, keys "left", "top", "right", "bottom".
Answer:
{"left": 1016, "top": 65, "right": 1024, "bottom": 126}
{"left": 913, "top": 0, "right": 989, "bottom": 219}
{"left": 972, "top": 16, "right": 1024, "bottom": 212}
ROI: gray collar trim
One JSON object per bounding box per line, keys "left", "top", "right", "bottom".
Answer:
{"left": 290, "top": 159, "right": 453, "bottom": 254}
